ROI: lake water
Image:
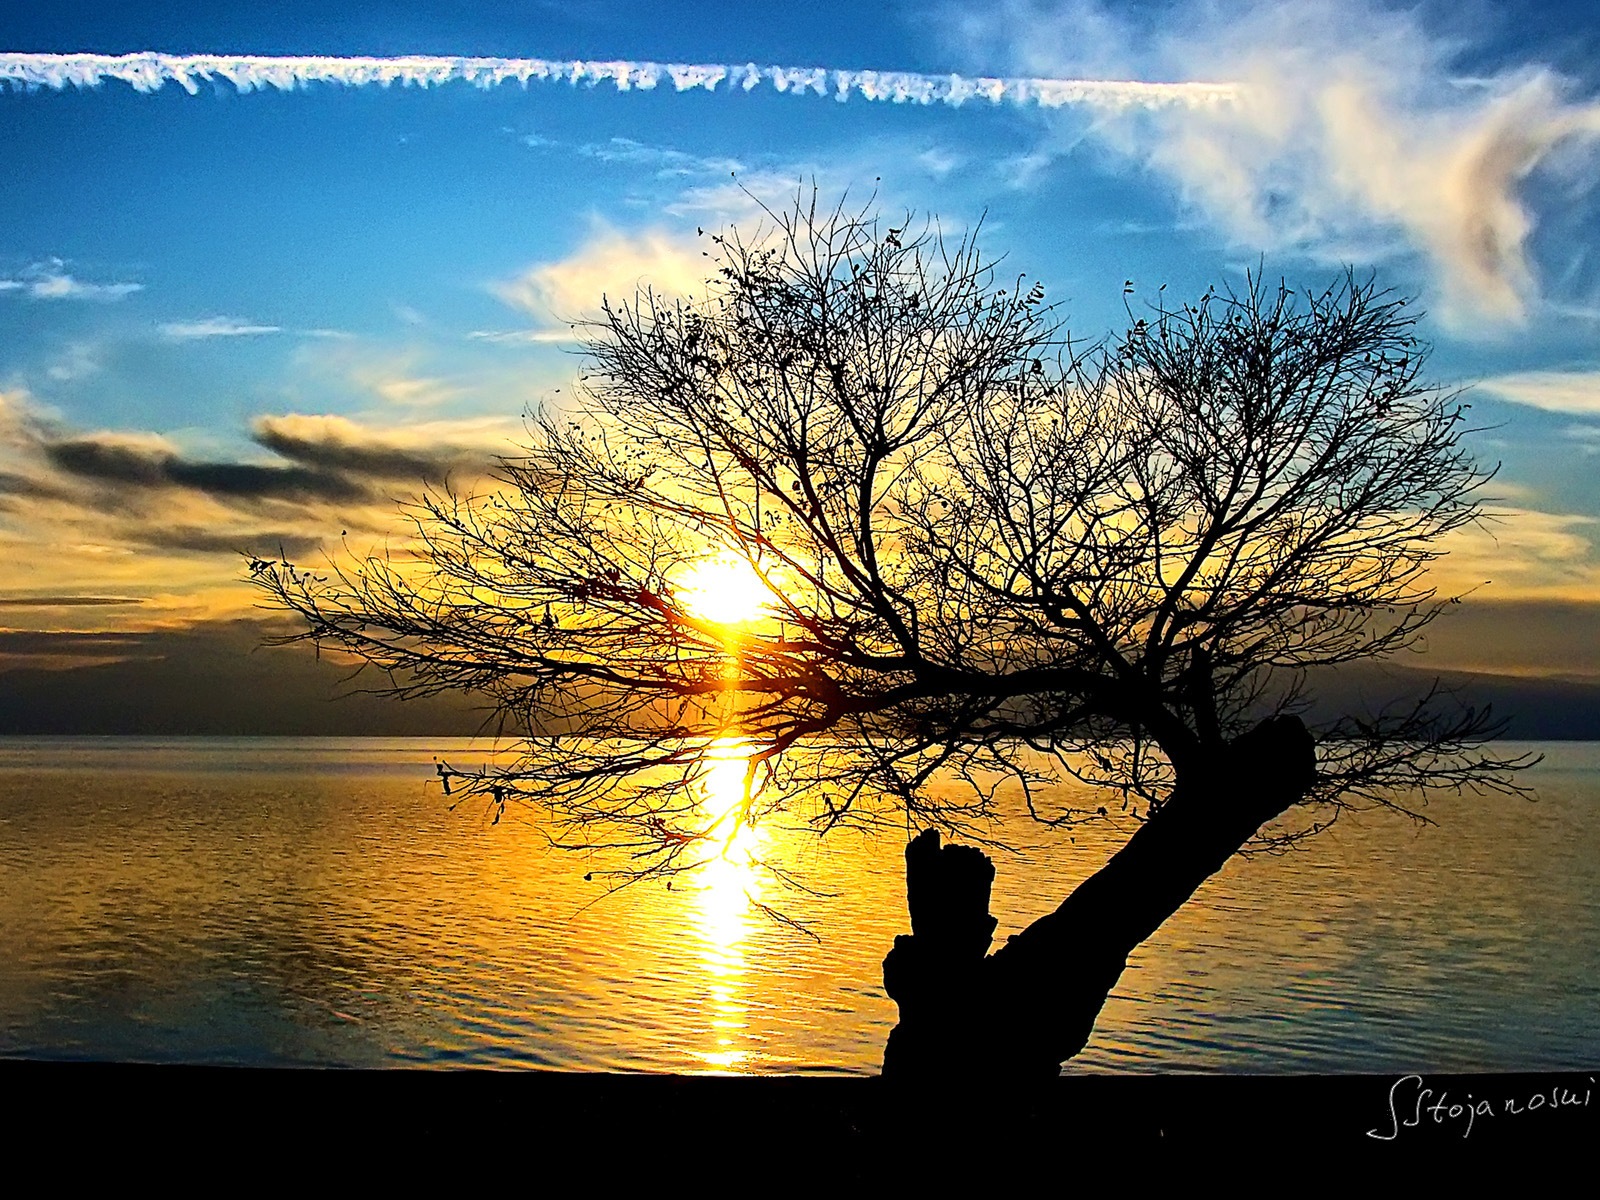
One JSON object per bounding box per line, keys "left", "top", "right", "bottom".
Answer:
{"left": 1, "top": 737, "right": 1596, "bottom": 1074}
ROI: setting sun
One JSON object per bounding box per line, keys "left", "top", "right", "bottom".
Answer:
{"left": 674, "top": 552, "right": 778, "bottom": 625}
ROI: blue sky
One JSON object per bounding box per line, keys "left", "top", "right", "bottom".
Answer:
{"left": 4, "top": 0, "right": 1600, "bottom": 678}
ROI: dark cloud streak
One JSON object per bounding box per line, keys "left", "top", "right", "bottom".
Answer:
{"left": 250, "top": 420, "right": 496, "bottom": 483}
{"left": 166, "top": 459, "right": 368, "bottom": 503}
{"left": 44, "top": 438, "right": 371, "bottom": 504}
{"left": 0, "top": 630, "right": 151, "bottom": 655}
{"left": 38, "top": 419, "right": 500, "bottom": 511}
{"left": 133, "top": 527, "right": 323, "bottom": 558}
{"left": 0, "top": 470, "right": 59, "bottom": 497}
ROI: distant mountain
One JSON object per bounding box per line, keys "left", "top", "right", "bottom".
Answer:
{"left": 2, "top": 620, "right": 1598, "bottom": 738}
{"left": 0, "top": 621, "right": 490, "bottom": 736}
{"left": 1294, "top": 661, "right": 1600, "bottom": 740}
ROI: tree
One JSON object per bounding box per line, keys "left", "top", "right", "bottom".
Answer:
{"left": 253, "top": 190, "right": 1530, "bottom": 1080}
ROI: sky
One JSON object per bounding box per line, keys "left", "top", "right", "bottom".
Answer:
{"left": 3, "top": 0, "right": 1600, "bottom": 716}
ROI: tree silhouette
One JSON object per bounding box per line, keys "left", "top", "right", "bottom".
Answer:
{"left": 253, "top": 190, "right": 1530, "bottom": 1079}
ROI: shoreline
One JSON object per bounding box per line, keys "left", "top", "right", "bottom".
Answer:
{"left": 5, "top": 1061, "right": 1592, "bottom": 1162}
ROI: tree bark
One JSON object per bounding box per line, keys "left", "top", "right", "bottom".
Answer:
{"left": 881, "top": 714, "right": 1318, "bottom": 1081}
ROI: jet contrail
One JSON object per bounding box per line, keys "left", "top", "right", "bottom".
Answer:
{"left": 0, "top": 52, "right": 1239, "bottom": 112}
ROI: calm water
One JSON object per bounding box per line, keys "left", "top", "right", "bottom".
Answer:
{"left": 0, "top": 736, "right": 1596, "bottom": 1074}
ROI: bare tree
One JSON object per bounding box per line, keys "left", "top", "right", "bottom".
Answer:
{"left": 253, "top": 190, "right": 1530, "bottom": 1079}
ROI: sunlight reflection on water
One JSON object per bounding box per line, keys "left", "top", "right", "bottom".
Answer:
{"left": 687, "top": 739, "right": 768, "bottom": 1072}
{"left": 0, "top": 736, "right": 1596, "bottom": 1074}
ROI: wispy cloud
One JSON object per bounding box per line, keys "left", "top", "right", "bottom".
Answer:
{"left": 576, "top": 136, "right": 745, "bottom": 178}
{"left": 1562, "top": 424, "right": 1600, "bottom": 456}
{"left": 158, "top": 318, "right": 352, "bottom": 342}
{"left": 916, "top": 147, "right": 964, "bottom": 178}
{"left": 160, "top": 316, "right": 283, "bottom": 340}
{"left": 493, "top": 227, "right": 707, "bottom": 326}
{"left": 1435, "top": 506, "right": 1600, "bottom": 601}
{"left": 0, "top": 595, "right": 145, "bottom": 607}
{"left": 368, "top": 376, "right": 463, "bottom": 407}
{"left": 0, "top": 259, "right": 142, "bottom": 301}
{"left": 662, "top": 167, "right": 834, "bottom": 219}
{"left": 1479, "top": 370, "right": 1600, "bottom": 414}
{"left": 513, "top": 128, "right": 706, "bottom": 167}
{"left": 0, "top": 50, "right": 1238, "bottom": 113}
{"left": 47, "top": 342, "right": 101, "bottom": 383}
{"left": 467, "top": 328, "right": 580, "bottom": 345}
{"left": 948, "top": 0, "right": 1600, "bottom": 329}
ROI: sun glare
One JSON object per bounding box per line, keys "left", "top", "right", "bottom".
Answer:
{"left": 674, "top": 551, "right": 778, "bottom": 626}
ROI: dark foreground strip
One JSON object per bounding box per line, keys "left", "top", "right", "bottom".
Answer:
{"left": 1, "top": 1063, "right": 1591, "bottom": 1174}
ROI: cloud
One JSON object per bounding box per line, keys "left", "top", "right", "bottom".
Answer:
{"left": 0, "top": 259, "right": 141, "bottom": 301}
{"left": 1562, "top": 424, "right": 1600, "bottom": 456}
{"left": 493, "top": 227, "right": 707, "bottom": 324}
{"left": 250, "top": 413, "right": 499, "bottom": 481}
{"left": 36, "top": 412, "right": 510, "bottom": 506}
{"left": 0, "top": 50, "right": 1238, "bottom": 113}
{"left": 917, "top": 147, "right": 964, "bottom": 178}
{"left": 160, "top": 316, "right": 282, "bottom": 339}
{"left": 7, "top": 390, "right": 514, "bottom": 513}
{"left": 42, "top": 434, "right": 179, "bottom": 488}
{"left": 0, "top": 468, "right": 55, "bottom": 498}
{"left": 1433, "top": 505, "right": 1600, "bottom": 601}
{"left": 0, "top": 595, "right": 144, "bottom": 607}
{"left": 579, "top": 137, "right": 745, "bottom": 180}
{"left": 133, "top": 527, "right": 323, "bottom": 558}
{"left": 47, "top": 342, "right": 101, "bottom": 382}
{"left": 577, "top": 136, "right": 745, "bottom": 178}
{"left": 0, "top": 629, "right": 155, "bottom": 672}
{"left": 293, "top": 334, "right": 567, "bottom": 420}
{"left": 466, "top": 328, "right": 580, "bottom": 345}
{"left": 368, "top": 375, "right": 461, "bottom": 407}
{"left": 0, "top": 389, "right": 532, "bottom": 631}
{"left": 947, "top": 0, "right": 1600, "bottom": 328}
{"left": 1549, "top": 300, "right": 1600, "bottom": 322}
{"left": 1479, "top": 370, "right": 1600, "bottom": 415}
{"left": 9, "top": 35, "right": 1592, "bottom": 327}
{"left": 0, "top": 630, "right": 148, "bottom": 650}
{"left": 43, "top": 435, "right": 372, "bottom": 503}
{"left": 663, "top": 167, "right": 837, "bottom": 219}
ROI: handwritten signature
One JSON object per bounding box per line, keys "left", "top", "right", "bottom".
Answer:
{"left": 1368, "top": 1074, "right": 1594, "bottom": 1140}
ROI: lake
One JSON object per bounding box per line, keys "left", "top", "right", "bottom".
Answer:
{"left": 1, "top": 736, "right": 1596, "bottom": 1073}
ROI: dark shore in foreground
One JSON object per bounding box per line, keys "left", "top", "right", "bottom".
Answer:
{"left": 5, "top": 1062, "right": 1591, "bottom": 1170}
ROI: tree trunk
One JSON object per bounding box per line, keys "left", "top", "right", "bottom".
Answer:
{"left": 881, "top": 714, "right": 1317, "bottom": 1081}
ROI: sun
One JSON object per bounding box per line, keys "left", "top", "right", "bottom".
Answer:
{"left": 675, "top": 552, "right": 777, "bottom": 625}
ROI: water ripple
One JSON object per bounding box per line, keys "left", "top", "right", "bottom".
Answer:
{"left": 0, "top": 737, "right": 1595, "bottom": 1073}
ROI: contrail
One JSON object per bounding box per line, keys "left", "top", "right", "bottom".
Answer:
{"left": 0, "top": 52, "right": 1239, "bottom": 112}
